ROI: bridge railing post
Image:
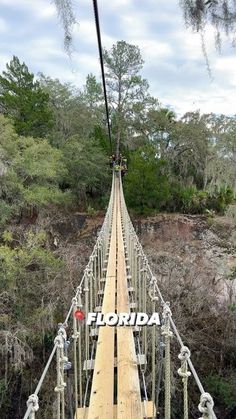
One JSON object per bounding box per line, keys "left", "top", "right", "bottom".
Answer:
{"left": 54, "top": 325, "right": 67, "bottom": 419}
{"left": 177, "top": 346, "right": 191, "bottom": 419}
{"left": 198, "top": 393, "right": 215, "bottom": 419}
{"left": 26, "top": 394, "right": 39, "bottom": 419}
{"left": 161, "top": 302, "right": 173, "bottom": 419}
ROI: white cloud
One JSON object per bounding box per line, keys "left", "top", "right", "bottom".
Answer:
{"left": 74, "top": 52, "right": 100, "bottom": 75}
{"left": 73, "top": 20, "right": 96, "bottom": 45}
{"left": 214, "top": 56, "right": 236, "bottom": 87}
{"left": 0, "top": 17, "right": 8, "bottom": 32}
{"left": 28, "top": 37, "right": 65, "bottom": 60}
{"left": 162, "top": 83, "right": 236, "bottom": 116}
{"left": 0, "top": 0, "right": 57, "bottom": 20}
{"left": 0, "top": 54, "right": 11, "bottom": 72}
{"left": 0, "top": 0, "right": 235, "bottom": 116}
{"left": 38, "top": 4, "right": 57, "bottom": 20}
{"left": 139, "top": 40, "right": 172, "bottom": 61}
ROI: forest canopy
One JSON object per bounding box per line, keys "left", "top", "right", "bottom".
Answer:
{"left": 0, "top": 50, "right": 235, "bottom": 227}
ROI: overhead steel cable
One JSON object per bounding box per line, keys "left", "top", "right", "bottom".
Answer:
{"left": 92, "top": 0, "right": 112, "bottom": 153}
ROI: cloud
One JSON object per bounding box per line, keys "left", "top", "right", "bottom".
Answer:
{"left": 0, "top": 53, "right": 11, "bottom": 72}
{"left": 0, "top": 0, "right": 55, "bottom": 15}
{"left": 0, "top": 17, "right": 8, "bottom": 32}
{"left": 214, "top": 56, "right": 236, "bottom": 87}
{"left": 28, "top": 37, "right": 65, "bottom": 60}
{"left": 38, "top": 4, "right": 57, "bottom": 20}
{"left": 0, "top": 0, "right": 235, "bottom": 116}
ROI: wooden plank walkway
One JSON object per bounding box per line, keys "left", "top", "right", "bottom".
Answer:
{"left": 116, "top": 180, "right": 143, "bottom": 419}
{"left": 87, "top": 182, "right": 117, "bottom": 419}
{"left": 83, "top": 177, "right": 151, "bottom": 419}
{"left": 76, "top": 401, "right": 156, "bottom": 418}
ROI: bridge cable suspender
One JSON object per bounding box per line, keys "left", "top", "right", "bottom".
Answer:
{"left": 93, "top": 0, "right": 113, "bottom": 153}
{"left": 23, "top": 174, "right": 217, "bottom": 419}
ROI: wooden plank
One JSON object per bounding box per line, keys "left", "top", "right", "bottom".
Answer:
{"left": 116, "top": 181, "right": 143, "bottom": 419}
{"left": 83, "top": 355, "right": 146, "bottom": 370}
{"left": 87, "top": 180, "right": 117, "bottom": 419}
{"left": 75, "top": 401, "right": 156, "bottom": 419}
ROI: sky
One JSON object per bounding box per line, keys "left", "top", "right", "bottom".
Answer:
{"left": 0, "top": 0, "right": 235, "bottom": 116}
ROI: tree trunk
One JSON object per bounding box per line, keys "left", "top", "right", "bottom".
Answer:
{"left": 116, "top": 76, "right": 122, "bottom": 157}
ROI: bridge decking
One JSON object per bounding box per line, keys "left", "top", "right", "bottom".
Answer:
{"left": 77, "top": 177, "right": 147, "bottom": 419}
{"left": 86, "top": 181, "right": 117, "bottom": 418}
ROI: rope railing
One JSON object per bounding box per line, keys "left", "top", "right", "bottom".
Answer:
{"left": 24, "top": 171, "right": 217, "bottom": 419}
{"left": 119, "top": 174, "right": 217, "bottom": 419}
{"left": 24, "top": 175, "right": 115, "bottom": 419}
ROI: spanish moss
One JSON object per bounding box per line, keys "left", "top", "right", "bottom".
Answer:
{"left": 53, "top": 0, "right": 77, "bottom": 56}
{"left": 180, "top": 0, "right": 236, "bottom": 48}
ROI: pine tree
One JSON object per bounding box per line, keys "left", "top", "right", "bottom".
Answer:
{"left": 0, "top": 56, "right": 52, "bottom": 137}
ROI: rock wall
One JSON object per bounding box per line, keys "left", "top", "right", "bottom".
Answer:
{"left": 134, "top": 214, "right": 236, "bottom": 304}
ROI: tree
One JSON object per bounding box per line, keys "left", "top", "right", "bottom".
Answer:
{"left": 201, "top": 113, "right": 236, "bottom": 191}
{"left": 137, "top": 107, "right": 176, "bottom": 156}
{"left": 39, "top": 74, "right": 106, "bottom": 147}
{"left": 62, "top": 135, "right": 110, "bottom": 206}
{"left": 103, "top": 40, "right": 150, "bottom": 154}
{"left": 0, "top": 56, "right": 52, "bottom": 137}
{"left": 170, "top": 111, "right": 210, "bottom": 188}
{"left": 0, "top": 229, "right": 64, "bottom": 417}
{"left": 124, "top": 146, "right": 171, "bottom": 213}
{"left": 140, "top": 109, "right": 210, "bottom": 188}
{"left": 0, "top": 115, "right": 69, "bottom": 228}
{"left": 83, "top": 73, "right": 103, "bottom": 110}
{"left": 39, "top": 74, "right": 81, "bottom": 144}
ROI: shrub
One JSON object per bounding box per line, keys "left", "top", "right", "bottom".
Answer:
{"left": 124, "top": 150, "right": 235, "bottom": 215}
{"left": 205, "top": 375, "right": 236, "bottom": 410}
{"left": 206, "top": 187, "right": 235, "bottom": 214}
{"left": 0, "top": 202, "right": 14, "bottom": 228}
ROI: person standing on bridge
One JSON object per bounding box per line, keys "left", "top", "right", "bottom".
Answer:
{"left": 109, "top": 154, "right": 116, "bottom": 169}
{"left": 121, "top": 161, "right": 127, "bottom": 178}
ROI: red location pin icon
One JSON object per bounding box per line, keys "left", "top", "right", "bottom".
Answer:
{"left": 74, "top": 309, "right": 85, "bottom": 321}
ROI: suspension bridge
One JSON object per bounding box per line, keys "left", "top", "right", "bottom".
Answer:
{"left": 23, "top": 2, "right": 217, "bottom": 418}
{"left": 23, "top": 172, "right": 217, "bottom": 419}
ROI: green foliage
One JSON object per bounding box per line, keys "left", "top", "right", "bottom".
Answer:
{"left": 23, "top": 185, "right": 73, "bottom": 208}
{"left": 62, "top": 135, "right": 110, "bottom": 205}
{"left": 125, "top": 147, "right": 235, "bottom": 215}
{"left": 124, "top": 146, "right": 171, "bottom": 214}
{"left": 14, "top": 138, "right": 65, "bottom": 182}
{"left": 1, "top": 169, "right": 24, "bottom": 203}
{"left": 205, "top": 375, "right": 236, "bottom": 410}
{"left": 104, "top": 40, "right": 144, "bottom": 80}
{"left": 2, "top": 230, "right": 13, "bottom": 243}
{"left": 169, "top": 185, "right": 208, "bottom": 214}
{"left": 84, "top": 73, "right": 103, "bottom": 109}
{"left": 103, "top": 40, "right": 152, "bottom": 152}
{"left": 86, "top": 205, "right": 97, "bottom": 216}
{"left": 94, "top": 125, "right": 113, "bottom": 155}
{"left": 0, "top": 115, "right": 70, "bottom": 228}
{"left": 0, "top": 202, "right": 13, "bottom": 229}
{"left": 0, "top": 230, "right": 63, "bottom": 329}
{"left": 206, "top": 187, "right": 235, "bottom": 214}
{"left": 39, "top": 73, "right": 106, "bottom": 148}
{"left": 0, "top": 56, "right": 52, "bottom": 137}
{"left": 0, "top": 54, "right": 235, "bottom": 225}
{"left": 169, "top": 182, "right": 234, "bottom": 216}
{"left": 228, "top": 267, "right": 236, "bottom": 281}
{"left": 39, "top": 74, "right": 80, "bottom": 146}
